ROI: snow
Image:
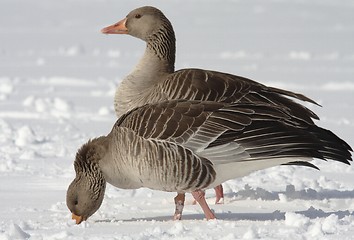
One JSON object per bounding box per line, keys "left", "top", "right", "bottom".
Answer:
{"left": 1, "top": 0, "right": 354, "bottom": 239}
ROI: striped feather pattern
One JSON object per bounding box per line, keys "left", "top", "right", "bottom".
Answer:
{"left": 114, "top": 100, "right": 352, "bottom": 190}
{"left": 101, "top": 127, "right": 216, "bottom": 192}
{"left": 67, "top": 99, "right": 352, "bottom": 222}
{"left": 113, "top": 6, "right": 320, "bottom": 130}
{"left": 73, "top": 140, "right": 107, "bottom": 201}
{"left": 159, "top": 69, "right": 319, "bottom": 124}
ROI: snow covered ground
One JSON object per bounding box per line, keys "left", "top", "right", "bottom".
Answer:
{"left": 1, "top": 0, "right": 354, "bottom": 239}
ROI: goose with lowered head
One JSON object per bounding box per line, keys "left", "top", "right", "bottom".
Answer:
{"left": 66, "top": 100, "right": 352, "bottom": 224}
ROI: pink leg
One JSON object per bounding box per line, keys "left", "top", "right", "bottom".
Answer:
{"left": 192, "top": 190, "right": 216, "bottom": 220}
{"left": 214, "top": 185, "right": 224, "bottom": 204}
{"left": 193, "top": 185, "right": 224, "bottom": 205}
{"left": 191, "top": 190, "right": 205, "bottom": 205}
{"left": 173, "top": 193, "right": 185, "bottom": 220}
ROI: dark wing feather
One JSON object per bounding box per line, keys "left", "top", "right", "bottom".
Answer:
{"left": 204, "top": 104, "right": 352, "bottom": 165}
{"left": 116, "top": 100, "right": 223, "bottom": 144}
{"left": 283, "top": 161, "right": 320, "bottom": 170}
{"left": 160, "top": 69, "right": 319, "bottom": 124}
{"left": 115, "top": 100, "right": 352, "bottom": 167}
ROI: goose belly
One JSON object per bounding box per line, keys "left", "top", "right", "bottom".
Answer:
{"left": 210, "top": 157, "right": 312, "bottom": 189}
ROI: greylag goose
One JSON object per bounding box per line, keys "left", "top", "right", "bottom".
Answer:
{"left": 101, "top": 6, "right": 321, "bottom": 219}
{"left": 67, "top": 100, "right": 352, "bottom": 224}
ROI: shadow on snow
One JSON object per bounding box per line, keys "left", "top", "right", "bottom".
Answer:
{"left": 96, "top": 184, "right": 354, "bottom": 223}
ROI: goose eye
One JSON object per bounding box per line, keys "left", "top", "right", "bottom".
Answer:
{"left": 74, "top": 200, "right": 78, "bottom": 205}
{"left": 135, "top": 14, "right": 141, "bottom": 19}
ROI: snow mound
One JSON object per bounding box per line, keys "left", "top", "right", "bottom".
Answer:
{"left": 0, "top": 77, "right": 14, "bottom": 100}
{"left": 23, "top": 96, "right": 73, "bottom": 118}
{"left": 284, "top": 212, "right": 310, "bottom": 228}
{"left": 6, "top": 224, "right": 31, "bottom": 240}
{"left": 15, "top": 125, "right": 41, "bottom": 147}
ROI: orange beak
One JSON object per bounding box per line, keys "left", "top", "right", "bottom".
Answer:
{"left": 72, "top": 213, "right": 83, "bottom": 224}
{"left": 101, "top": 18, "right": 128, "bottom": 34}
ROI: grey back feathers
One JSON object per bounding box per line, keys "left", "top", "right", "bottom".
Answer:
{"left": 112, "top": 6, "right": 351, "bottom": 171}
{"left": 115, "top": 6, "right": 319, "bottom": 130}
{"left": 116, "top": 100, "right": 352, "bottom": 167}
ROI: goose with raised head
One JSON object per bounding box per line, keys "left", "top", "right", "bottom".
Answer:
{"left": 101, "top": 6, "right": 320, "bottom": 219}
{"left": 67, "top": 100, "right": 352, "bottom": 224}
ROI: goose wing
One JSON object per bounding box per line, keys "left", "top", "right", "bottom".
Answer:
{"left": 158, "top": 69, "right": 319, "bottom": 124}
{"left": 114, "top": 100, "right": 352, "bottom": 189}
{"left": 116, "top": 100, "right": 352, "bottom": 165}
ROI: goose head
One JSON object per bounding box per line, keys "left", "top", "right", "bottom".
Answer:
{"left": 66, "top": 139, "right": 107, "bottom": 224}
{"left": 101, "top": 6, "right": 174, "bottom": 42}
